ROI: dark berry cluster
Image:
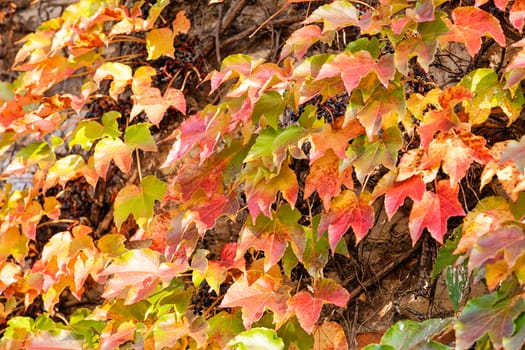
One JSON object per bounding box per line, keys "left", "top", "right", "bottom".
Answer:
{"left": 57, "top": 178, "right": 94, "bottom": 222}
{"left": 191, "top": 281, "right": 229, "bottom": 316}
{"left": 407, "top": 62, "right": 436, "bottom": 94}
{"left": 290, "top": 93, "right": 349, "bottom": 123}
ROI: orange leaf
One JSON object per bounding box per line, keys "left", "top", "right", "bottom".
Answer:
{"left": 146, "top": 27, "right": 174, "bottom": 60}
{"left": 131, "top": 87, "right": 186, "bottom": 126}
{"left": 313, "top": 322, "right": 349, "bottom": 350}
{"left": 93, "top": 62, "right": 132, "bottom": 99}
{"left": 94, "top": 138, "right": 132, "bottom": 179}
{"left": 440, "top": 7, "right": 505, "bottom": 57}
{"left": 172, "top": 10, "right": 190, "bottom": 35}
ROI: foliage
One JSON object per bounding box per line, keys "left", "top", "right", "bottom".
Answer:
{"left": 0, "top": 0, "right": 525, "bottom": 348}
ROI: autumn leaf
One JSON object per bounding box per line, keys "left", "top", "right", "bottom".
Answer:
{"left": 93, "top": 62, "right": 132, "bottom": 99}
{"left": 238, "top": 204, "right": 305, "bottom": 271}
{"left": 408, "top": 180, "right": 465, "bottom": 244}
{"left": 501, "top": 134, "right": 525, "bottom": 173}
{"left": 113, "top": 175, "right": 167, "bottom": 230}
{"left": 94, "top": 138, "right": 133, "bottom": 180}
{"left": 280, "top": 25, "right": 323, "bottom": 60}
{"left": 152, "top": 313, "right": 208, "bottom": 350}
{"left": 312, "top": 322, "right": 349, "bottom": 350}
{"left": 146, "top": 27, "right": 174, "bottom": 60}
{"left": 131, "top": 86, "right": 186, "bottom": 126}
{"left": 124, "top": 122, "right": 157, "bottom": 152}
{"left": 440, "top": 7, "right": 505, "bottom": 57}
{"left": 510, "top": 1, "right": 525, "bottom": 31}
{"left": 316, "top": 51, "right": 395, "bottom": 96}
{"left": 44, "top": 155, "right": 98, "bottom": 191}
{"left": 227, "top": 328, "right": 285, "bottom": 350}
{"left": 384, "top": 175, "right": 426, "bottom": 220}
{"left": 131, "top": 65, "right": 156, "bottom": 96}
{"left": 304, "top": 0, "right": 360, "bottom": 33}
{"left": 220, "top": 275, "right": 291, "bottom": 329}
{"left": 287, "top": 278, "right": 349, "bottom": 334}
{"left": 304, "top": 149, "right": 353, "bottom": 210}
{"left": 319, "top": 190, "right": 374, "bottom": 250}
{"left": 172, "top": 10, "right": 190, "bottom": 35}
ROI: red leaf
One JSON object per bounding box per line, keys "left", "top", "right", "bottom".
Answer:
{"left": 288, "top": 291, "right": 323, "bottom": 334}
{"left": 314, "top": 278, "right": 349, "bottom": 307}
{"left": 319, "top": 190, "right": 374, "bottom": 250}
{"left": 280, "top": 25, "right": 323, "bottom": 60}
{"left": 440, "top": 7, "right": 505, "bottom": 57}
{"left": 316, "top": 51, "right": 395, "bottom": 94}
{"left": 510, "top": 0, "right": 525, "bottom": 31}
{"left": 384, "top": 175, "right": 426, "bottom": 220}
{"left": 408, "top": 180, "right": 465, "bottom": 244}
{"left": 220, "top": 275, "right": 291, "bottom": 329}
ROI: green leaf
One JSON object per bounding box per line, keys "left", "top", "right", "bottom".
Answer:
{"left": 227, "top": 327, "right": 285, "bottom": 350}
{"left": 432, "top": 226, "right": 462, "bottom": 280}
{"left": 445, "top": 259, "right": 469, "bottom": 313}
{"left": 252, "top": 91, "right": 285, "bottom": 130}
{"left": 346, "top": 37, "right": 380, "bottom": 59}
{"left": 277, "top": 317, "right": 313, "bottom": 350}
{"left": 207, "top": 312, "right": 245, "bottom": 349}
{"left": 362, "top": 346, "right": 396, "bottom": 350}
{"left": 113, "top": 175, "right": 167, "bottom": 229}
{"left": 125, "top": 122, "right": 157, "bottom": 152}
{"left": 381, "top": 318, "right": 453, "bottom": 349}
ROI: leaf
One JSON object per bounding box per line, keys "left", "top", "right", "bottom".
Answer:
{"left": 113, "top": 175, "right": 167, "bottom": 230}
{"left": 302, "top": 216, "right": 330, "bottom": 277}
{"left": 455, "top": 291, "right": 525, "bottom": 349}
{"left": 146, "top": 27, "right": 174, "bottom": 60}
{"left": 384, "top": 175, "right": 426, "bottom": 220}
{"left": 287, "top": 278, "right": 349, "bottom": 334}
{"left": 100, "top": 248, "right": 166, "bottom": 304}
{"left": 346, "top": 80, "right": 405, "bottom": 139}
{"left": 304, "top": 0, "right": 360, "bottom": 33}
{"left": 239, "top": 204, "right": 304, "bottom": 272}
{"left": 427, "top": 128, "right": 493, "bottom": 186}
{"left": 280, "top": 25, "right": 323, "bottom": 60}
{"left": 393, "top": 13, "right": 449, "bottom": 74}
{"left": 45, "top": 155, "right": 98, "bottom": 191}
{"left": 93, "top": 62, "right": 132, "bottom": 99}
{"left": 408, "top": 180, "right": 465, "bottom": 244}
{"left": 445, "top": 259, "right": 469, "bottom": 313}
{"left": 440, "top": 7, "right": 505, "bottom": 57}
{"left": 306, "top": 119, "right": 365, "bottom": 163}
{"left": 220, "top": 275, "right": 291, "bottom": 329}
{"left": 316, "top": 51, "right": 395, "bottom": 96}
{"left": 207, "top": 312, "right": 245, "bottom": 349}
{"left": 132, "top": 65, "right": 156, "bottom": 96}
{"left": 380, "top": 318, "right": 453, "bottom": 349}
{"left": 509, "top": 1, "right": 525, "bottom": 31}
{"left": 432, "top": 226, "right": 461, "bottom": 280}
{"left": 312, "top": 321, "right": 349, "bottom": 350}
{"left": 244, "top": 166, "right": 299, "bottom": 220}
{"left": 319, "top": 190, "right": 375, "bottom": 250}
{"left": 124, "top": 122, "right": 157, "bottom": 152}
{"left": 346, "top": 127, "right": 403, "bottom": 183}
{"left": 172, "top": 10, "right": 190, "bottom": 35}
{"left": 131, "top": 86, "right": 186, "bottom": 126}
{"left": 153, "top": 313, "right": 208, "bottom": 349}
{"left": 26, "top": 329, "right": 83, "bottom": 350}
{"left": 94, "top": 138, "right": 132, "bottom": 179}
{"left": 501, "top": 134, "right": 525, "bottom": 173}
{"left": 304, "top": 149, "right": 353, "bottom": 211}
{"left": 69, "top": 111, "right": 121, "bottom": 150}
{"left": 227, "top": 327, "right": 284, "bottom": 350}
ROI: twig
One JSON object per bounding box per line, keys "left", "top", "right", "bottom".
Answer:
{"left": 345, "top": 238, "right": 423, "bottom": 304}
{"left": 215, "top": 3, "right": 223, "bottom": 65}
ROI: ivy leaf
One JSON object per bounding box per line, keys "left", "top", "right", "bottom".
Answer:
{"left": 393, "top": 13, "right": 449, "bottom": 74}
{"left": 244, "top": 166, "right": 299, "bottom": 220}
{"left": 380, "top": 318, "right": 453, "bottom": 349}
{"left": 124, "top": 122, "right": 157, "bottom": 152}
{"left": 312, "top": 322, "right": 349, "bottom": 350}
{"left": 69, "top": 111, "right": 121, "bottom": 150}
{"left": 132, "top": 66, "right": 156, "bottom": 96}
{"left": 93, "top": 138, "right": 133, "bottom": 180}
{"left": 319, "top": 190, "right": 374, "bottom": 250}
{"left": 346, "top": 81, "right": 405, "bottom": 139}
{"left": 346, "top": 127, "right": 403, "bottom": 183}
{"left": 304, "top": 0, "right": 360, "bottom": 33}
{"left": 455, "top": 290, "right": 525, "bottom": 349}
{"left": 146, "top": 27, "right": 174, "bottom": 60}
{"left": 509, "top": 1, "right": 525, "bottom": 31}
{"left": 239, "top": 204, "right": 304, "bottom": 272}
{"left": 302, "top": 216, "right": 330, "bottom": 277}
{"left": 26, "top": 329, "right": 83, "bottom": 350}
{"left": 100, "top": 248, "right": 169, "bottom": 304}
{"left": 131, "top": 86, "right": 186, "bottom": 126}
{"left": 501, "top": 134, "right": 525, "bottom": 173}
{"left": 288, "top": 278, "right": 349, "bottom": 334}
{"left": 384, "top": 175, "right": 426, "bottom": 220}
{"left": 427, "top": 129, "right": 493, "bottom": 186}
{"left": 227, "top": 327, "right": 284, "bottom": 350}
{"left": 306, "top": 119, "right": 365, "bottom": 163}
{"left": 280, "top": 25, "right": 323, "bottom": 60}
{"left": 220, "top": 275, "right": 291, "bottom": 329}
{"left": 316, "top": 51, "right": 395, "bottom": 96}
{"left": 113, "top": 175, "right": 167, "bottom": 230}
{"left": 93, "top": 62, "right": 132, "bottom": 99}
{"left": 207, "top": 312, "right": 245, "bottom": 349}
{"left": 45, "top": 155, "right": 98, "bottom": 191}
{"left": 172, "top": 10, "right": 190, "bottom": 35}
{"left": 304, "top": 149, "right": 354, "bottom": 211}
{"left": 440, "top": 7, "right": 505, "bottom": 57}
{"left": 153, "top": 313, "right": 208, "bottom": 349}
{"left": 408, "top": 180, "right": 465, "bottom": 244}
